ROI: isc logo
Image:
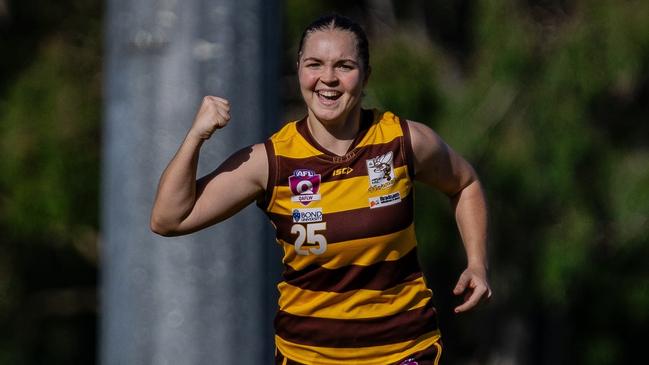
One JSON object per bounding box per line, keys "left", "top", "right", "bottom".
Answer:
{"left": 333, "top": 167, "right": 353, "bottom": 176}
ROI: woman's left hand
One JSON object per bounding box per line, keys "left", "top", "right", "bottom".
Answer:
{"left": 452, "top": 266, "right": 492, "bottom": 313}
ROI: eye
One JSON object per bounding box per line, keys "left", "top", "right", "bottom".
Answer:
{"left": 305, "top": 62, "right": 321, "bottom": 69}
{"left": 337, "top": 64, "right": 354, "bottom": 70}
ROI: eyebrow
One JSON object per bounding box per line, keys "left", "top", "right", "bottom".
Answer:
{"left": 302, "top": 57, "right": 359, "bottom": 65}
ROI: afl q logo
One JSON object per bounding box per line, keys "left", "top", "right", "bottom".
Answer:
{"left": 289, "top": 169, "right": 321, "bottom": 206}
{"left": 295, "top": 179, "right": 314, "bottom": 194}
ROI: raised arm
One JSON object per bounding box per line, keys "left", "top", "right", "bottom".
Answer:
{"left": 408, "top": 120, "right": 492, "bottom": 313}
{"left": 150, "top": 96, "right": 268, "bottom": 236}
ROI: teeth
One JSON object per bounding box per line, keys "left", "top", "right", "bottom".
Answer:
{"left": 318, "top": 90, "right": 341, "bottom": 98}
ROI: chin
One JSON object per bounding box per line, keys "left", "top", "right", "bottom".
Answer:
{"left": 309, "top": 101, "right": 358, "bottom": 123}
{"left": 312, "top": 108, "right": 346, "bottom": 123}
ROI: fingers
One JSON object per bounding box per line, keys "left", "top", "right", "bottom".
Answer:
{"left": 454, "top": 284, "right": 489, "bottom": 313}
{"left": 453, "top": 269, "right": 492, "bottom": 314}
{"left": 205, "top": 95, "right": 229, "bottom": 105}
{"left": 453, "top": 272, "right": 470, "bottom": 295}
{"left": 203, "top": 96, "right": 230, "bottom": 117}
{"left": 214, "top": 104, "right": 230, "bottom": 123}
{"left": 190, "top": 96, "right": 232, "bottom": 140}
{"left": 207, "top": 96, "right": 230, "bottom": 113}
{"left": 212, "top": 97, "right": 231, "bottom": 124}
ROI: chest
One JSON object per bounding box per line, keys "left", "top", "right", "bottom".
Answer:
{"left": 269, "top": 146, "right": 414, "bottom": 260}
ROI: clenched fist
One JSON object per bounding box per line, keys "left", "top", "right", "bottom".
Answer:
{"left": 188, "top": 96, "right": 231, "bottom": 140}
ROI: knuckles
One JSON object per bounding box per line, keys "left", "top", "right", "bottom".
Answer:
{"left": 194, "top": 96, "right": 232, "bottom": 135}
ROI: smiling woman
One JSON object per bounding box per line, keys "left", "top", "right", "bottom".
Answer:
{"left": 151, "top": 13, "right": 491, "bottom": 365}
{"left": 298, "top": 29, "right": 367, "bottom": 154}
{"left": 295, "top": 14, "right": 371, "bottom": 157}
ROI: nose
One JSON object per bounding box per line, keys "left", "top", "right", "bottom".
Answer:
{"left": 320, "top": 66, "right": 338, "bottom": 85}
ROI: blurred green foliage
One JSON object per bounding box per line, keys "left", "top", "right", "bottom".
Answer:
{"left": 1, "top": 0, "right": 647, "bottom": 364}
{"left": 0, "top": 0, "right": 101, "bottom": 363}
{"left": 285, "top": 0, "right": 649, "bottom": 363}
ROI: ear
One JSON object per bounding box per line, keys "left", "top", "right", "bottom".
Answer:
{"left": 296, "top": 51, "right": 303, "bottom": 71}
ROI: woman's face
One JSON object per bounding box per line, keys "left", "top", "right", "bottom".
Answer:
{"left": 298, "top": 29, "right": 368, "bottom": 125}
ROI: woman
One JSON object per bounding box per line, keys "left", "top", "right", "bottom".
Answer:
{"left": 151, "top": 14, "right": 491, "bottom": 365}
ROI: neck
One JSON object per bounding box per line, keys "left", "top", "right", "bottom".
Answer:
{"left": 306, "top": 108, "right": 362, "bottom": 156}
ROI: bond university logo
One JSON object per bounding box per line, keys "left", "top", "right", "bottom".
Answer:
{"left": 366, "top": 151, "right": 396, "bottom": 191}
{"left": 292, "top": 208, "right": 323, "bottom": 223}
{"left": 289, "top": 169, "right": 321, "bottom": 205}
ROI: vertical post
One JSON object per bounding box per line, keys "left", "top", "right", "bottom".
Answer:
{"left": 101, "top": 0, "right": 280, "bottom": 364}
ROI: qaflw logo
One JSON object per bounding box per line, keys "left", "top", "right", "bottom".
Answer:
{"left": 289, "top": 169, "right": 321, "bottom": 205}
{"left": 292, "top": 208, "right": 323, "bottom": 223}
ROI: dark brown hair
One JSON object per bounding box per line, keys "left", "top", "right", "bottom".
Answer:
{"left": 297, "top": 13, "right": 370, "bottom": 72}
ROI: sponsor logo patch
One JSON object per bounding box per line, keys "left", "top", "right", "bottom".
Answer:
{"left": 289, "top": 169, "right": 321, "bottom": 205}
{"left": 292, "top": 208, "right": 323, "bottom": 223}
{"left": 369, "top": 192, "right": 401, "bottom": 209}
{"left": 366, "top": 151, "right": 395, "bottom": 189}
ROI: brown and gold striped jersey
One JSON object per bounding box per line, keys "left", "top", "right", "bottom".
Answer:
{"left": 260, "top": 109, "right": 440, "bottom": 364}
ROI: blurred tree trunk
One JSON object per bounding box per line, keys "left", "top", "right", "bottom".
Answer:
{"left": 101, "top": 0, "right": 280, "bottom": 364}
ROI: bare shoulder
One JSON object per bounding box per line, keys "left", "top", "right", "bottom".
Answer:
{"left": 249, "top": 142, "right": 269, "bottom": 188}
{"left": 406, "top": 120, "right": 448, "bottom": 167}
{"left": 242, "top": 142, "right": 269, "bottom": 190}
{"left": 249, "top": 142, "right": 268, "bottom": 164}
{"left": 405, "top": 120, "right": 476, "bottom": 195}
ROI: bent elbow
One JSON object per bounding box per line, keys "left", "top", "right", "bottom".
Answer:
{"left": 149, "top": 217, "right": 177, "bottom": 237}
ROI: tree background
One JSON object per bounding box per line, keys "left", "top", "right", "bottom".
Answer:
{"left": 1, "top": 0, "right": 648, "bottom": 364}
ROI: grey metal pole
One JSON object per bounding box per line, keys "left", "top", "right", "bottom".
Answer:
{"left": 101, "top": 0, "right": 280, "bottom": 364}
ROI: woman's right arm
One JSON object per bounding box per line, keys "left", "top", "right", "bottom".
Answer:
{"left": 150, "top": 96, "right": 268, "bottom": 236}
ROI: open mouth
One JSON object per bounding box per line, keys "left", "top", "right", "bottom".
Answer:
{"left": 316, "top": 90, "right": 342, "bottom": 104}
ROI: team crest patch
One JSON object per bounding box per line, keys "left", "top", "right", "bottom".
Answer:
{"left": 289, "top": 169, "right": 321, "bottom": 205}
{"left": 369, "top": 192, "right": 401, "bottom": 209}
{"left": 366, "top": 151, "right": 396, "bottom": 189}
{"left": 292, "top": 208, "right": 323, "bottom": 223}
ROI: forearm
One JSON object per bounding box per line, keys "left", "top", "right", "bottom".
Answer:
{"left": 451, "top": 179, "right": 489, "bottom": 270}
{"left": 150, "top": 133, "right": 204, "bottom": 233}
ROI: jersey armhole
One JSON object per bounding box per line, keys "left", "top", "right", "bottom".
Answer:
{"left": 399, "top": 117, "right": 416, "bottom": 180}
{"left": 257, "top": 138, "right": 277, "bottom": 212}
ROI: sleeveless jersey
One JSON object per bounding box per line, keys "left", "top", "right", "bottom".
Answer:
{"left": 260, "top": 110, "right": 440, "bottom": 364}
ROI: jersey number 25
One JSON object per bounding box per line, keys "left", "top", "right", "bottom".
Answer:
{"left": 291, "top": 223, "right": 327, "bottom": 255}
